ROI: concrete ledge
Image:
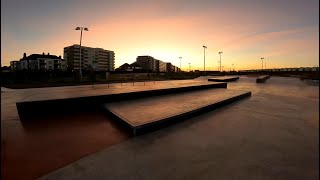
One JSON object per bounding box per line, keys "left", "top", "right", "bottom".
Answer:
{"left": 256, "top": 75, "right": 270, "bottom": 83}
{"left": 104, "top": 89, "right": 251, "bottom": 136}
{"left": 17, "top": 82, "right": 227, "bottom": 120}
{"left": 208, "top": 76, "right": 239, "bottom": 82}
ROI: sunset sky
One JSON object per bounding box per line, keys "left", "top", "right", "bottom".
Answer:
{"left": 1, "top": 0, "right": 319, "bottom": 71}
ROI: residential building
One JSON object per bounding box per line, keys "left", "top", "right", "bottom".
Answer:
{"left": 130, "top": 62, "right": 143, "bottom": 71}
{"left": 1, "top": 66, "right": 11, "bottom": 72}
{"left": 135, "top": 55, "right": 179, "bottom": 72}
{"left": 136, "top": 56, "right": 156, "bottom": 71}
{"left": 155, "top": 59, "right": 160, "bottom": 72}
{"left": 10, "top": 61, "right": 21, "bottom": 71}
{"left": 173, "top": 65, "right": 178, "bottom": 72}
{"left": 136, "top": 56, "right": 175, "bottom": 72}
{"left": 64, "top": 44, "right": 115, "bottom": 71}
{"left": 166, "top": 62, "right": 173, "bottom": 72}
{"left": 159, "top": 61, "right": 166, "bottom": 72}
{"left": 116, "top": 62, "right": 143, "bottom": 72}
{"left": 10, "top": 53, "right": 67, "bottom": 71}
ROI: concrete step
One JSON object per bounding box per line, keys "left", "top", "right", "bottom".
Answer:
{"left": 16, "top": 81, "right": 227, "bottom": 120}
{"left": 208, "top": 76, "right": 239, "bottom": 82}
{"left": 104, "top": 88, "right": 251, "bottom": 135}
{"left": 256, "top": 75, "right": 270, "bottom": 83}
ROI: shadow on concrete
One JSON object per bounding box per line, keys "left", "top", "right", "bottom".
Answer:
{"left": 2, "top": 109, "right": 131, "bottom": 180}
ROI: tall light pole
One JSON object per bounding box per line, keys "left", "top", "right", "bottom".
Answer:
{"left": 203, "top": 45, "right": 207, "bottom": 76}
{"left": 218, "top": 51, "right": 223, "bottom": 72}
{"left": 179, "top": 57, "right": 182, "bottom": 72}
{"left": 188, "top": 63, "right": 191, "bottom": 72}
{"left": 75, "top": 27, "right": 89, "bottom": 81}
{"left": 232, "top": 63, "right": 234, "bottom": 71}
{"left": 261, "top": 57, "right": 264, "bottom": 74}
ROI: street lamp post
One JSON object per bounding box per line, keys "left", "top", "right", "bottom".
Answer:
{"left": 218, "top": 51, "right": 223, "bottom": 72}
{"left": 75, "top": 27, "right": 89, "bottom": 81}
{"left": 203, "top": 45, "right": 207, "bottom": 76}
{"left": 179, "top": 57, "right": 182, "bottom": 72}
{"left": 261, "top": 57, "right": 264, "bottom": 74}
{"left": 188, "top": 63, "right": 191, "bottom": 72}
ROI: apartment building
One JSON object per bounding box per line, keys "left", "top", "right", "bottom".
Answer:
{"left": 166, "top": 62, "right": 175, "bottom": 72}
{"left": 136, "top": 56, "right": 156, "bottom": 72}
{"left": 159, "top": 61, "right": 167, "bottom": 72}
{"left": 155, "top": 59, "right": 160, "bottom": 72}
{"left": 136, "top": 55, "right": 173, "bottom": 72}
{"left": 64, "top": 44, "right": 115, "bottom": 71}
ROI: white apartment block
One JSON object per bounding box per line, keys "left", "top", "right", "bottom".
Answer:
{"left": 64, "top": 44, "right": 115, "bottom": 71}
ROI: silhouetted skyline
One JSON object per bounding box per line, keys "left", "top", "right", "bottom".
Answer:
{"left": 1, "top": 0, "right": 319, "bottom": 70}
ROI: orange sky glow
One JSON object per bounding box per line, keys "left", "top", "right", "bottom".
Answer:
{"left": 1, "top": 0, "right": 319, "bottom": 70}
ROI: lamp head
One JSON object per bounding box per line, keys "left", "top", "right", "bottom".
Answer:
{"left": 75, "top": 27, "right": 81, "bottom": 30}
{"left": 84, "top": 27, "right": 89, "bottom": 31}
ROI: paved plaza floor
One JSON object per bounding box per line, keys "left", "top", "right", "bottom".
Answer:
{"left": 1, "top": 76, "right": 319, "bottom": 180}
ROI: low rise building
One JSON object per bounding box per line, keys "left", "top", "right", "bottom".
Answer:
{"left": 10, "top": 53, "right": 67, "bottom": 71}
{"left": 10, "top": 61, "right": 21, "bottom": 71}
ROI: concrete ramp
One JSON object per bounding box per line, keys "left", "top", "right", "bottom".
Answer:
{"left": 104, "top": 89, "right": 251, "bottom": 135}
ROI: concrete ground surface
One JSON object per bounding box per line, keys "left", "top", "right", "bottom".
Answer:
{"left": 35, "top": 76, "right": 319, "bottom": 180}
{"left": 1, "top": 79, "right": 224, "bottom": 180}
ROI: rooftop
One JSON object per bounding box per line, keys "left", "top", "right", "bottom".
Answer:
{"left": 21, "top": 53, "right": 62, "bottom": 61}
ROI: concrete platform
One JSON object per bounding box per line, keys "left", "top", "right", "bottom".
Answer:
{"left": 16, "top": 81, "right": 227, "bottom": 120}
{"left": 104, "top": 88, "right": 251, "bottom": 135}
{"left": 208, "top": 76, "right": 240, "bottom": 82}
{"left": 256, "top": 75, "right": 270, "bottom": 83}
